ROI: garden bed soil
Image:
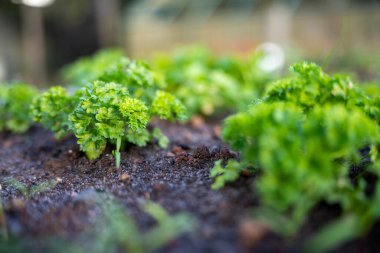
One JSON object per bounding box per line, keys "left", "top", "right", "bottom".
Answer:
{"left": 0, "top": 119, "right": 379, "bottom": 253}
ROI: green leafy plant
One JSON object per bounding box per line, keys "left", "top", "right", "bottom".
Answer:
{"left": 2, "top": 178, "right": 58, "bottom": 199}
{"left": 68, "top": 81, "right": 185, "bottom": 167}
{"left": 33, "top": 57, "right": 187, "bottom": 168}
{"left": 31, "top": 86, "right": 79, "bottom": 138}
{"left": 153, "top": 46, "right": 277, "bottom": 116}
{"left": 211, "top": 62, "right": 380, "bottom": 251}
{"left": 0, "top": 83, "right": 38, "bottom": 133}
{"left": 61, "top": 49, "right": 166, "bottom": 96}
{"left": 97, "top": 59, "right": 166, "bottom": 99}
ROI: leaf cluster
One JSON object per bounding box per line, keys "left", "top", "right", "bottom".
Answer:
{"left": 31, "top": 86, "right": 79, "bottom": 138}
{"left": 211, "top": 62, "right": 380, "bottom": 250}
{"left": 0, "top": 83, "right": 38, "bottom": 133}
{"left": 61, "top": 49, "right": 166, "bottom": 100}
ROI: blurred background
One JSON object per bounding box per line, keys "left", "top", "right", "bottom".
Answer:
{"left": 0, "top": 0, "right": 379, "bottom": 86}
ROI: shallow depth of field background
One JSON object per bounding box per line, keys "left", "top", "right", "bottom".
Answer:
{"left": 0, "top": 0, "right": 379, "bottom": 86}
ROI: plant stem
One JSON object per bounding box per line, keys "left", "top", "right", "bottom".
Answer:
{"left": 0, "top": 185, "right": 8, "bottom": 241}
{"left": 115, "top": 137, "right": 121, "bottom": 168}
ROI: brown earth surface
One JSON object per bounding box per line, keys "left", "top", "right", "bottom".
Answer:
{"left": 0, "top": 119, "right": 379, "bottom": 253}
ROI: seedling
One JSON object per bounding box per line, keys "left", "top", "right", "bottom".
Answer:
{"left": 2, "top": 178, "right": 58, "bottom": 199}
{"left": 96, "top": 199, "right": 195, "bottom": 253}
{"left": 141, "top": 201, "right": 196, "bottom": 252}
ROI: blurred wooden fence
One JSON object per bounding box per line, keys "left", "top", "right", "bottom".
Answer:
{"left": 125, "top": 3, "right": 380, "bottom": 58}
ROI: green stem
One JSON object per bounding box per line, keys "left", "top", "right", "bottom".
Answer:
{"left": 115, "top": 137, "right": 121, "bottom": 168}
{"left": 0, "top": 185, "right": 8, "bottom": 241}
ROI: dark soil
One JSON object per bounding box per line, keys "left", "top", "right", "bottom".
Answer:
{"left": 0, "top": 120, "right": 379, "bottom": 253}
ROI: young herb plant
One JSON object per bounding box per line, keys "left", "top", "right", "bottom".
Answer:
{"left": 33, "top": 57, "right": 187, "bottom": 168}
{"left": 69, "top": 81, "right": 186, "bottom": 167}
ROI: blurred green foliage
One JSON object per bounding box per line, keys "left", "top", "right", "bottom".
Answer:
{"left": 211, "top": 62, "right": 380, "bottom": 251}
{"left": 0, "top": 83, "right": 38, "bottom": 133}
{"left": 31, "top": 86, "right": 79, "bottom": 138}
{"left": 61, "top": 47, "right": 279, "bottom": 118}
{"left": 153, "top": 46, "right": 278, "bottom": 116}
{"left": 0, "top": 195, "right": 195, "bottom": 253}
{"left": 61, "top": 49, "right": 124, "bottom": 86}
{"left": 47, "top": 196, "right": 196, "bottom": 253}
{"left": 91, "top": 200, "right": 196, "bottom": 253}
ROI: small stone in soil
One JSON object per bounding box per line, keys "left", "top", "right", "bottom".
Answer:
{"left": 238, "top": 219, "right": 268, "bottom": 248}
{"left": 166, "top": 152, "right": 175, "bottom": 157}
{"left": 191, "top": 115, "right": 205, "bottom": 129}
{"left": 213, "top": 125, "right": 221, "bottom": 138}
{"left": 172, "top": 146, "right": 183, "bottom": 154}
{"left": 119, "top": 173, "right": 130, "bottom": 181}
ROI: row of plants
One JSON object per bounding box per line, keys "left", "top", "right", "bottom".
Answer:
{"left": 62, "top": 47, "right": 278, "bottom": 117}
{"left": 1, "top": 47, "right": 380, "bottom": 252}
{"left": 1, "top": 59, "right": 188, "bottom": 168}
{"left": 211, "top": 62, "right": 380, "bottom": 252}
{"left": 1, "top": 46, "right": 277, "bottom": 167}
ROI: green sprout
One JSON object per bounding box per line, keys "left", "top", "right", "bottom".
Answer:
{"left": 2, "top": 178, "right": 58, "bottom": 199}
